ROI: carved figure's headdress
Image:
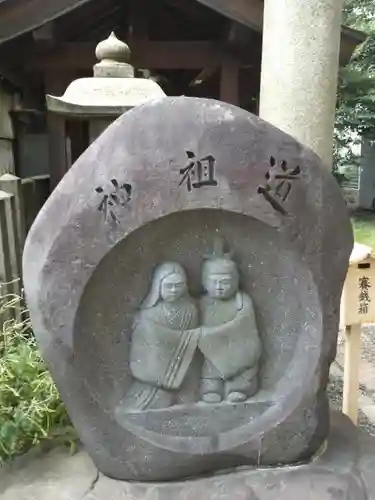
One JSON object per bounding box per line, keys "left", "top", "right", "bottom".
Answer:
{"left": 202, "top": 236, "right": 238, "bottom": 277}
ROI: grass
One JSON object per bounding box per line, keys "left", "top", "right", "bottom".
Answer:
{"left": 0, "top": 287, "right": 77, "bottom": 463}
{"left": 351, "top": 211, "right": 375, "bottom": 249}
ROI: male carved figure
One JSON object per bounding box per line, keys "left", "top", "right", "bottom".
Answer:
{"left": 199, "top": 241, "right": 261, "bottom": 403}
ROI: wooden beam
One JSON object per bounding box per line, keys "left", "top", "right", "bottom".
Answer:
{"left": 56, "top": 0, "right": 118, "bottom": 39}
{"left": 190, "top": 67, "right": 218, "bottom": 87}
{"left": 127, "top": 0, "right": 152, "bottom": 71}
{"left": 0, "top": 0, "right": 365, "bottom": 70}
{"left": 219, "top": 20, "right": 242, "bottom": 105}
{"left": 127, "top": 0, "right": 149, "bottom": 44}
{"left": 27, "top": 41, "right": 234, "bottom": 70}
{"left": 33, "top": 23, "right": 56, "bottom": 44}
{"left": 167, "top": 0, "right": 212, "bottom": 21}
{"left": 32, "top": 21, "right": 57, "bottom": 52}
{"left": 196, "top": 0, "right": 263, "bottom": 32}
{"left": 226, "top": 20, "right": 260, "bottom": 48}
{"left": 220, "top": 58, "right": 239, "bottom": 105}
{"left": 340, "top": 28, "right": 366, "bottom": 66}
{"left": 0, "top": 0, "right": 92, "bottom": 44}
{"left": 0, "top": 64, "right": 25, "bottom": 90}
{"left": 197, "top": 0, "right": 365, "bottom": 67}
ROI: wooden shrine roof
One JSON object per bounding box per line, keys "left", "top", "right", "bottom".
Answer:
{"left": 0, "top": 0, "right": 366, "bottom": 99}
{"left": 0, "top": 0, "right": 366, "bottom": 60}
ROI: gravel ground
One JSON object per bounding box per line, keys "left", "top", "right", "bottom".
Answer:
{"left": 327, "top": 323, "right": 375, "bottom": 436}
{"left": 327, "top": 373, "right": 375, "bottom": 435}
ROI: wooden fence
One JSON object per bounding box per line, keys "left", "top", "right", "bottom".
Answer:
{"left": 0, "top": 173, "right": 50, "bottom": 300}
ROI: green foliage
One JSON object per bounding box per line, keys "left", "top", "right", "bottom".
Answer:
{"left": 334, "top": 1, "right": 375, "bottom": 170}
{"left": 343, "top": 0, "right": 375, "bottom": 29}
{"left": 0, "top": 288, "right": 77, "bottom": 462}
{"left": 352, "top": 212, "right": 375, "bottom": 249}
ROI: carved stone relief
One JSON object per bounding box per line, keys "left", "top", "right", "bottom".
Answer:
{"left": 119, "top": 239, "right": 261, "bottom": 413}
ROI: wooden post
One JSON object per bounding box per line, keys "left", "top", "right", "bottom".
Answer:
{"left": 45, "top": 71, "right": 74, "bottom": 190}
{"left": 0, "top": 184, "right": 22, "bottom": 295}
{"left": 6, "top": 193, "right": 22, "bottom": 295}
{"left": 220, "top": 58, "right": 239, "bottom": 106}
{"left": 128, "top": 0, "right": 149, "bottom": 44}
{"left": 0, "top": 190, "right": 18, "bottom": 309}
{"left": 32, "top": 174, "right": 50, "bottom": 209}
{"left": 21, "top": 174, "right": 50, "bottom": 233}
{"left": 343, "top": 323, "right": 362, "bottom": 425}
{"left": 89, "top": 119, "right": 113, "bottom": 144}
{"left": 21, "top": 177, "right": 37, "bottom": 234}
{"left": 0, "top": 173, "right": 26, "bottom": 250}
{"left": 46, "top": 113, "right": 67, "bottom": 190}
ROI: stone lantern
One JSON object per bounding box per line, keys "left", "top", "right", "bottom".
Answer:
{"left": 46, "top": 32, "right": 166, "bottom": 185}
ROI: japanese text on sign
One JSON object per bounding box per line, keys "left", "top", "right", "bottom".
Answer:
{"left": 358, "top": 275, "right": 371, "bottom": 315}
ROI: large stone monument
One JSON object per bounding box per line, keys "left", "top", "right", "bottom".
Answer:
{"left": 22, "top": 97, "right": 375, "bottom": 498}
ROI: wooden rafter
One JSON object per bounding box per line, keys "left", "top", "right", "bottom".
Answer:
{"left": 56, "top": 0, "right": 121, "bottom": 42}
{"left": 0, "top": 64, "right": 25, "bottom": 89}
{"left": 128, "top": 0, "right": 149, "bottom": 43}
{"left": 26, "top": 41, "right": 254, "bottom": 71}
{"left": 189, "top": 67, "right": 219, "bottom": 87}
{"left": 0, "top": 0, "right": 366, "bottom": 68}
{"left": 196, "top": 0, "right": 263, "bottom": 32}
{"left": 32, "top": 23, "right": 56, "bottom": 44}
{"left": 166, "top": 0, "right": 215, "bottom": 23}
{"left": 196, "top": 0, "right": 365, "bottom": 65}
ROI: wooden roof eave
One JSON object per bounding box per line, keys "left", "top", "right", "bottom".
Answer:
{"left": 0, "top": 0, "right": 92, "bottom": 45}
{"left": 0, "top": 0, "right": 367, "bottom": 67}
{"left": 197, "top": 0, "right": 367, "bottom": 66}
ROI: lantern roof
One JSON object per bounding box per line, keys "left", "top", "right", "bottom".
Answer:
{"left": 46, "top": 32, "right": 166, "bottom": 117}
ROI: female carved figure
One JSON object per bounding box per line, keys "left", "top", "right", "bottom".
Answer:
{"left": 124, "top": 262, "right": 200, "bottom": 411}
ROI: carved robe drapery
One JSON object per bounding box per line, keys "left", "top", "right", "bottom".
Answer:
{"left": 126, "top": 301, "right": 199, "bottom": 410}
{"left": 199, "top": 292, "right": 261, "bottom": 379}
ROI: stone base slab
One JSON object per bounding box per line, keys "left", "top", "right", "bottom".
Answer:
{"left": 1, "top": 412, "right": 375, "bottom": 500}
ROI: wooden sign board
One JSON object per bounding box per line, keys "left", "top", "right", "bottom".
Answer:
{"left": 341, "top": 244, "right": 375, "bottom": 327}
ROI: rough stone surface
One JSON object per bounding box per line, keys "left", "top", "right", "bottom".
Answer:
{"left": 1, "top": 413, "right": 375, "bottom": 500}
{"left": 22, "top": 97, "right": 353, "bottom": 481}
{"left": 0, "top": 447, "right": 97, "bottom": 500}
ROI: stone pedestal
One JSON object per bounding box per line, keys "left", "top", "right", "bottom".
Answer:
{"left": 1, "top": 412, "right": 375, "bottom": 500}
{"left": 259, "top": 0, "right": 344, "bottom": 167}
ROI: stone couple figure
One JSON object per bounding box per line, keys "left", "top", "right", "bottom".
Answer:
{"left": 125, "top": 251, "right": 261, "bottom": 411}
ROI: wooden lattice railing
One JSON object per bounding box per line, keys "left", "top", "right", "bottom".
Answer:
{"left": 0, "top": 174, "right": 50, "bottom": 298}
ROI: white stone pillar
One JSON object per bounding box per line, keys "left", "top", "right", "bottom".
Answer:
{"left": 259, "top": 0, "right": 344, "bottom": 167}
